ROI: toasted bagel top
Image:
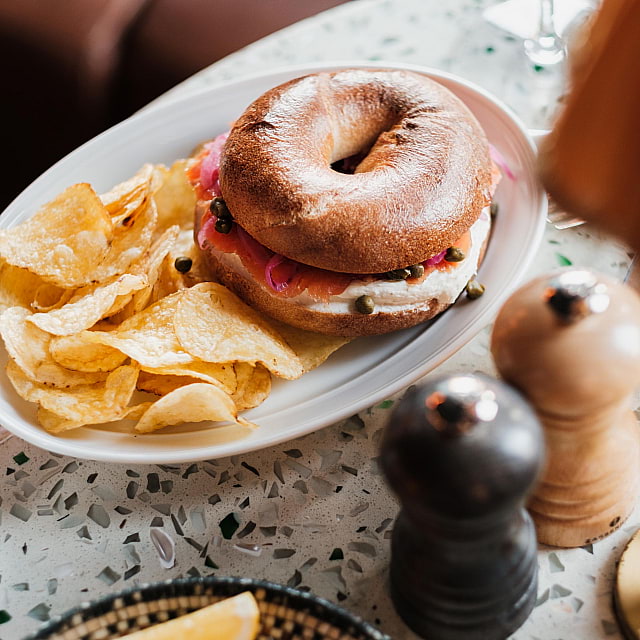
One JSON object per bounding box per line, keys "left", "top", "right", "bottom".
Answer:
{"left": 219, "top": 68, "right": 492, "bottom": 273}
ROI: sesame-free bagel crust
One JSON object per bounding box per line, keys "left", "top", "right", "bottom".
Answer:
{"left": 219, "top": 68, "right": 492, "bottom": 274}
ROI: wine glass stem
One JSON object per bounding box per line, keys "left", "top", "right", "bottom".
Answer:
{"left": 540, "top": 0, "right": 556, "bottom": 37}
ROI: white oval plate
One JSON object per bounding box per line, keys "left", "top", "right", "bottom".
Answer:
{"left": 0, "top": 62, "right": 546, "bottom": 463}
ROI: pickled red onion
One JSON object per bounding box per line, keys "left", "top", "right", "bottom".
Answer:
{"left": 199, "top": 132, "right": 229, "bottom": 193}
{"left": 265, "top": 254, "right": 299, "bottom": 292}
{"left": 424, "top": 250, "right": 446, "bottom": 267}
{"left": 197, "top": 212, "right": 217, "bottom": 249}
{"left": 489, "top": 143, "right": 515, "bottom": 181}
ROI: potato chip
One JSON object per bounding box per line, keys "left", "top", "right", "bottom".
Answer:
{"left": 169, "top": 228, "right": 210, "bottom": 283}
{"left": 141, "top": 360, "right": 237, "bottom": 394}
{"left": 267, "top": 318, "right": 351, "bottom": 372}
{"left": 32, "top": 284, "right": 73, "bottom": 312}
{"left": 37, "top": 402, "right": 150, "bottom": 434}
{"left": 144, "top": 229, "right": 205, "bottom": 303}
{"left": 123, "top": 225, "right": 181, "bottom": 318}
{"left": 151, "top": 255, "right": 187, "bottom": 302}
{"left": 100, "top": 164, "right": 155, "bottom": 225}
{"left": 49, "top": 331, "right": 128, "bottom": 372}
{"left": 153, "top": 159, "right": 197, "bottom": 234}
{"left": 0, "top": 260, "right": 66, "bottom": 313}
{"left": 83, "top": 290, "right": 193, "bottom": 367}
{"left": 91, "top": 197, "right": 158, "bottom": 282}
{"left": 1, "top": 307, "right": 107, "bottom": 387}
{"left": 27, "top": 274, "right": 148, "bottom": 336}
{"left": 0, "top": 154, "right": 353, "bottom": 440}
{"left": 175, "top": 283, "right": 304, "bottom": 379}
{"left": 6, "top": 360, "right": 139, "bottom": 431}
{"left": 0, "top": 184, "right": 112, "bottom": 287}
{"left": 137, "top": 371, "right": 202, "bottom": 396}
{"left": 232, "top": 363, "right": 271, "bottom": 410}
{"left": 134, "top": 382, "right": 255, "bottom": 434}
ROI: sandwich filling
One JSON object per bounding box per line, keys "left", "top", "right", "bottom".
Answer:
{"left": 198, "top": 209, "right": 491, "bottom": 314}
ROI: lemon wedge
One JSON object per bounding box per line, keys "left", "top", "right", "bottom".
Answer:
{"left": 121, "top": 591, "right": 260, "bottom": 640}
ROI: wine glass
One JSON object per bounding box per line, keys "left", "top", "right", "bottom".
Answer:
{"left": 480, "top": 0, "right": 595, "bottom": 127}
{"left": 483, "top": 0, "right": 594, "bottom": 66}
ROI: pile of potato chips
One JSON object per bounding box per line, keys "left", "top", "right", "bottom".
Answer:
{"left": 0, "top": 160, "right": 348, "bottom": 435}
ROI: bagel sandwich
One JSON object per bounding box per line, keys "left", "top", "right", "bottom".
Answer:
{"left": 189, "top": 69, "right": 501, "bottom": 337}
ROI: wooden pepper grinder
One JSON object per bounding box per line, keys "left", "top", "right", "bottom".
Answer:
{"left": 491, "top": 269, "right": 640, "bottom": 548}
{"left": 380, "top": 373, "right": 544, "bottom": 640}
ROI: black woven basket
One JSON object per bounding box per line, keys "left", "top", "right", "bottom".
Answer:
{"left": 25, "top": 576, "right": 389, "bottom": 640}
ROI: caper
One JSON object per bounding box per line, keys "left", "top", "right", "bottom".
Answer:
{"left": 384, "top": 268, "right": 411, "bottom": 281}
{"left": 490, "top": 202, "right": 499, "bottom": 218}
{"left": 445, "top": 247, "right": 465, "bottom": 262}
{"left": 408, "top": 264, "right": 425, "bottom": 279}
{"left": 210, "top": 197, "right": 232, "bottom": 220}
{"left": 466, "top": 279, "right": 485, "bottom": 299}
{"left": 174, "top": 256, "right": 193, "bottom": 273}
{"left": 215, "top": 218, "right": 233, "bottom": 234}
{"left": 355, "top": 295, "right": 375, "bottom": 314}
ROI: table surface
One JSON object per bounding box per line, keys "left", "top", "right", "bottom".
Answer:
{"left": 2, "top": 1, "right": 637, "bottom": 639}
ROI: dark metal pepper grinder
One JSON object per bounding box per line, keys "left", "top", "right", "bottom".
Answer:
{"left": 380, "top": 373, "right": 545, "bottom": 640}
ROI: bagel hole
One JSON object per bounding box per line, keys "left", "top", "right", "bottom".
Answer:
{"left": 330, "top": 150, "right": 369, "bottom": 174}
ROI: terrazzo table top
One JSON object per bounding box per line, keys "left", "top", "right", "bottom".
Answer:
{"left": 2, "top": 0, "right": 637, "bottom": 639}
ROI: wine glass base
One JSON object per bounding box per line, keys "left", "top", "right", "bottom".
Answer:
{"left": 524, "top": 36, "right": 566, "bottom": 65}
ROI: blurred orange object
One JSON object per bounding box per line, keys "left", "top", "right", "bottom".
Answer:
{"left": 539, "top": 0, "right": 640, "bottom": 249}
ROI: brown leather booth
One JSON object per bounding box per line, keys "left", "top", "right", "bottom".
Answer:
{"left": 0, "top": 0, "right": 349, "bottom": 209}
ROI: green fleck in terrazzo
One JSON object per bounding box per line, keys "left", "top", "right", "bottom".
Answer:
{"left": 556, "top": 253, "right": 573, "bottom": 266}
{"left": 13, "top": 452, "right": 29, "bottom": 465}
